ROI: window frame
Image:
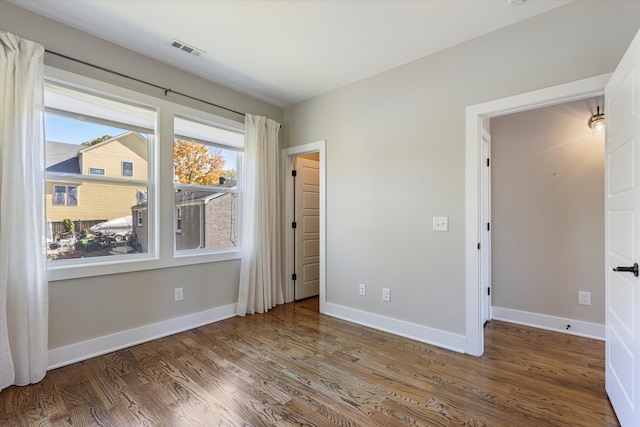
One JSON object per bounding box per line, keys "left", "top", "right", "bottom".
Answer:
{"left": 45, "top": 66, "right": 244, "bottom": 282}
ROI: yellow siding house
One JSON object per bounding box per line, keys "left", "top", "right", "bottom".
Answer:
{"left": 46, "top": 132, "right": 148, "bottom": 230}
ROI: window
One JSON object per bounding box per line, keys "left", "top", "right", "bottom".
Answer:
{"left": 45, "top": 80, "right": 155, "bottom": 264}
{"left": 122, "top": 161, "right": 133, "bottom": 177}
{"left": 174, "top": 116, "right": 243, "bottom": 253}
{"left": 43, "top": 68, "right": 244, "bottom": 281}
{"left": 52, "top": 185, "right": 78, "bottom": 206}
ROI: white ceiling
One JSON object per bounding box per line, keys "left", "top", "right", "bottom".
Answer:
{"left": 8, "top": 0, "right": 573, "bottom": 107}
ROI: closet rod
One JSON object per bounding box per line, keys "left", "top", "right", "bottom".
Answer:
{"left": 45, "top": 49, "right": 246, "bottom": 118}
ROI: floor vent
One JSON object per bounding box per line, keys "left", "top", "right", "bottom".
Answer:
{"left": 168, "top": 39, "right": 204, "bottom": 57}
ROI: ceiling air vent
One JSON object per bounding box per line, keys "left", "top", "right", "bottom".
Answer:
{"left": 169, "top": 39, "right": 204, "bottom": 57}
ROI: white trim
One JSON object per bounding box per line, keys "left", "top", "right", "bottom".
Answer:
{"left": 47, "top": 303, "right": 237, "bottom": 370}
{"left": 491, "top": 306, "right": 605, "bottom": 341}
{"left": 465, "top": 73, "right": 611, "bottom": 356}
{"left": 325, "top": 303, "right": 466, "bottom": 353}
{"left": 282, "top": 141, "right": 326, "bottom": 313}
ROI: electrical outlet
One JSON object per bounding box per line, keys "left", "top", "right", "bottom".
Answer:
{"left": 359, "top": 284, "right": 366, "bottom": 296}
{"left": 578, "top": 291, "right": 591, "bottom": 306}
{"left": 174, "top": 287, "right": 184, "bottom": 302}
{"left": 382, "top": 288, "right": 390, "bottom": 302}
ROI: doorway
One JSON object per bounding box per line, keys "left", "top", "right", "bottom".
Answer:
{"left": 488, "top": 97, "right": 605, "bottom": 338}
{"left": 293, "top": 153, "right": 320, "bottom": 300}
{"left": 464, "top": 74, "right": 611, "bottom": 356}
{"left": 282, "top": 141, "right": 327, "bottom": 312}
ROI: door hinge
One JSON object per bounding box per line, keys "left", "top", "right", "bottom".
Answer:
{"left": 488, "top": 287, "right": 491, "bottom": 296}
{"left": 292, "top": 222, "right": 297, "bottom": 229}
{"left": 477, "top": 243, "right": 481, "bottom": 250}
{"left": 487, "top": 222, "right": 490, "bottom": 231}
{"left": 292, "top": 170, "right": 297, "bottom": 177}
{"left": 487, "top": 158, "right": 490, "bottom": 167}
{"left": 292, "top": 273, "right": 297, "bottom": 281}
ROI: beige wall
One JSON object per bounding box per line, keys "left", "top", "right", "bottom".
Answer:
{"left": 1, "top": 0, "right": 282, "bottom": 352}
{"left": 285, "top": 1, "right": 640, "bottom": 335}
{"left": 491, "top": 97, "right": 605, "bottom": 324}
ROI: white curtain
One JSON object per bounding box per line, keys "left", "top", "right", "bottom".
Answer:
{"left": 236, "top": 114, "right": 284, "bottom": 315}
{"left": 0, "top": 32, "right": 48, "bottom": 391}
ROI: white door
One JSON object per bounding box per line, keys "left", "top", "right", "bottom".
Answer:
{"left": 605, "top": 29, "right": 640, "bottom": 427}
{"left": 294, "top": 157, "right": 320, "bottom": 300}
{"left": 481, "top": 129, "right": 492, "bottom": 324}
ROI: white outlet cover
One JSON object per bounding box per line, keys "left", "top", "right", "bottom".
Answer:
{"left": 578, "top": 291, "right": 591, "bottom": 305}
{"left": 433, "top": 217, "right": 449, "bottom": 231}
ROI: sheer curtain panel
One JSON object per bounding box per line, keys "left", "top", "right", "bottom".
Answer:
{"left": 0, "top": 32, "right": 48, "bottom": 391}
{"left": 237, "top": 114, "right": 284, "bottom": 315}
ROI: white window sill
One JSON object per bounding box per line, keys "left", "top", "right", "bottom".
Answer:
{"left": 47, "top": 249, "right": 242, "bottom": 282}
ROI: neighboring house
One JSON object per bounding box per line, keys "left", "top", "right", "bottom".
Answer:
{"left": 45, "top": 131, "right": 148, "bottom": 233}
{"left": 131, "top": 181, "right": 238, "bottom": 252}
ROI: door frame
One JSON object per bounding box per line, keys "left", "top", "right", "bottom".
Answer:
{"left": 464, "top": 74, "right": 611, "bottom": 356}
{"left": 282, "top": 140, "right": 327, "bottom": 312}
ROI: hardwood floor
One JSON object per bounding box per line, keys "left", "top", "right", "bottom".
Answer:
{"left": 1, "top": 297, "right": 618, "bottom": 426}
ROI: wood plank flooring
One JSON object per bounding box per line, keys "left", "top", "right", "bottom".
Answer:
{"left": 0, "top": 297, "right": 618, "bottom": 426}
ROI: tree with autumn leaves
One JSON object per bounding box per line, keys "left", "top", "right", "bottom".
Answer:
{"left": 173, "top": 139, "right": 235, "bottom": 185}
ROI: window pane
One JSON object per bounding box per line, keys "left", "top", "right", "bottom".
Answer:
{"left": 67, "top": 186, "right": 78, "bottom": 206}
{"left": 46, "top": 183, "right": 149, "bottom": 261}
{"left": 174, "top": 139, "right": 238, "bottom": 185}
{"left": 175, "top": 190, "right": 238, "bottom": 250}
{"left": 53, "top": 185, "right": 65, "bottom": 205}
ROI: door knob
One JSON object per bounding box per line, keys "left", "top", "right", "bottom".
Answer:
{"left": 613, "top": 263, "right": 639, "bottom": 277}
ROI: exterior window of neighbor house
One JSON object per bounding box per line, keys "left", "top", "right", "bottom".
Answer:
{"left": 122, "top": 161, "right": 134, "bottom": 177}
{"left": 53, "top": 185, "right": 78, "bottom": 206}
{"left": 173, "top": 116, "right": 243, "bottom": 253}
{"left": 44, "top": 80, "right": 155, "bottom": 264}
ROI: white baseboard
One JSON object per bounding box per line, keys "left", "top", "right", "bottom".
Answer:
{"left": 323, "top": 303, "right": 466, "bottom": 353}
{"left": 491, "top": 306, "right": 605, "bottom": 341}
{"left": 47, "top": 303, "right": 237, "bottom": 370}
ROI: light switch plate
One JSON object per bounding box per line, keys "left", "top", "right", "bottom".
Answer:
{"left": 433, "top": 217, "right": 449, "bottom": 231}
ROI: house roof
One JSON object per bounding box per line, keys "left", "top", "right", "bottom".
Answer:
{"left": 78, "top": 131, "right": 146, "bottom": 155}
{"left": 46, "top": 141, "right": 81, "bottom": 174}
{"left": 132, "top": 183, "right": 236, "bottom": 209}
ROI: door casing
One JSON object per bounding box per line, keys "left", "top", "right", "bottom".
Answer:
{"left": 465, "top": 74, "right": 611, "bottom": 356}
